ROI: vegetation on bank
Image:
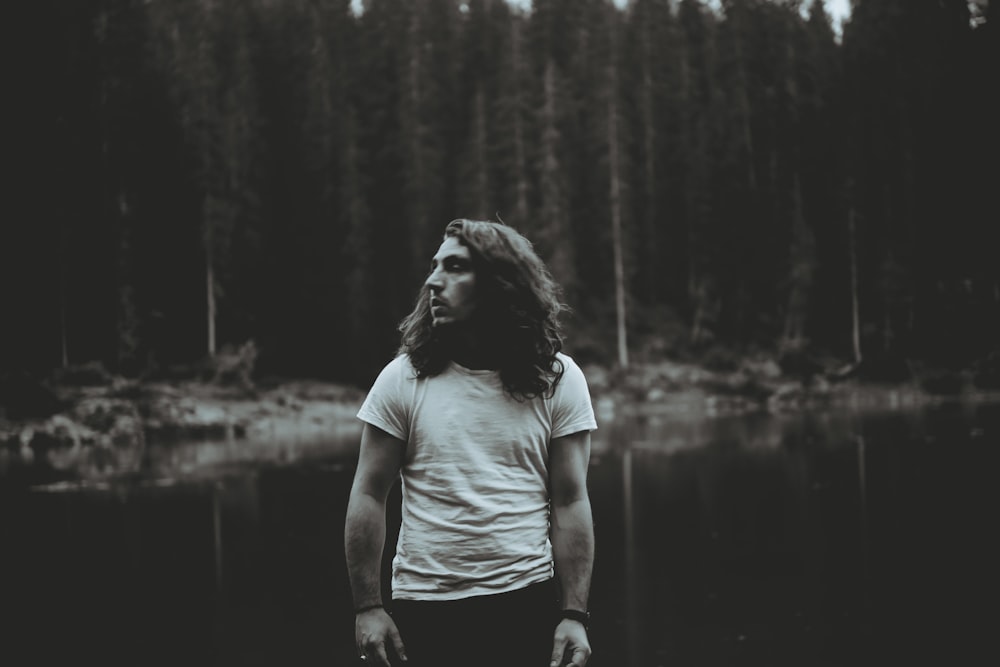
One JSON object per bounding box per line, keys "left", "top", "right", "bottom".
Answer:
{"left": 0, "top": 348, "right": 364, "bottom": 483}
{"left": 3, "top": 341, "right": 999, "bottom": 483}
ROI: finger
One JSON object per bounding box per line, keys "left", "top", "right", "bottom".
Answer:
{"left": 549, "top": 635, "right": 568, "bottom": 667}
{"left": 567, "top": 646, "right": 592, "bottom": 667}
{"left": 388, "top": 623, "right": 408, "bottom": 662}
{"left": 373, "top": 640, "right": 392, "bottom": 667}
{"left": 359, "top": 638, "right": 389, "bottom": 667}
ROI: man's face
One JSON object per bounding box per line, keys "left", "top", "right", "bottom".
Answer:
{"left": 425, "top": 236, "right": 477, "bottom": 327}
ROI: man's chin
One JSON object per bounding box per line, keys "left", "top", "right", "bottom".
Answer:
{"left": 431, "top": 318, "right": 474, "bottom": 335}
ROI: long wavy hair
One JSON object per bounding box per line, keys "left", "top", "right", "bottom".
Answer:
{"left": 397, "top": 219, "right": 567, "bottom": 400}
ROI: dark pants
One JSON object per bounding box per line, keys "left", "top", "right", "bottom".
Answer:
{"left": 390, "top": 579, "right": 558, "bottom": 667}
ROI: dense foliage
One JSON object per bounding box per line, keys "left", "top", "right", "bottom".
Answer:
{"left": 5, "top": 0, "right": 997, "bottom": 386}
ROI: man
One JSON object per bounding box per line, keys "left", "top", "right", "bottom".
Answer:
{"left": 345, "top": 219, "right": 597, "bottom": 667}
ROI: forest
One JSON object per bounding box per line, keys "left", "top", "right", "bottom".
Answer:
{"left": 4, "top": 0, "right": 998, "bottom": 389}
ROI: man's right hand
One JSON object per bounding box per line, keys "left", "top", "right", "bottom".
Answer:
{"left": 355, "top": 607, "right": 408, "bottom": 665}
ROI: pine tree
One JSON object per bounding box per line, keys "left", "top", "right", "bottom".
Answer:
{"left": 677, "top": 0, "right": 721, "bottom": 345}
{"left": 146, "top": 0, "right": 260, "bottom": 359}
{"left": 606, "top": 1, "right": 628, "bottom": 368}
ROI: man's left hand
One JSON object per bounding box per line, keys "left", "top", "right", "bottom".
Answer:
{"left": 550, "top": 619, "right": 591, "bottom": 667}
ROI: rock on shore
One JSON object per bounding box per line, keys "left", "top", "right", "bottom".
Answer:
{"left": 0, "top": 376, "right": 365, "bottom": 480}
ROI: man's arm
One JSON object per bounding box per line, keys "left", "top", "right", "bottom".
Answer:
{"left": 345, "top": 423, "right": 407, "bottom": 665}
{"left": 548, "top": 429, "right": 594, "bottom": 667}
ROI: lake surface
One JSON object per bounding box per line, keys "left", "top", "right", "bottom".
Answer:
{"left": 2, "top": 400, "right": 998, "bottom": 666}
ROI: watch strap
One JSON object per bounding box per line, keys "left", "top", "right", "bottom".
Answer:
{"left": 560, "top": 608, "right": 590, "bottom": 629}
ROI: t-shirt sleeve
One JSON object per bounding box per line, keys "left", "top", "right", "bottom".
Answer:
{"left": 356, "top": 355, "right": 411, "bottom": 442}
{"left": 550, "top": 355, "right": 598, "bottom": 439}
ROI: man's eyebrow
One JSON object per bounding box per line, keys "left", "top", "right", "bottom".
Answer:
{"left": 431, "top": 252, "right": 471, "bottom": 264}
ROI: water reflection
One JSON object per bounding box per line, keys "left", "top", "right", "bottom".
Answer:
{"left": 2, "top": 402, "right": 997, "bottom": 666}
{"left": 590, "top": 403, "right": 999, "bottom": 666}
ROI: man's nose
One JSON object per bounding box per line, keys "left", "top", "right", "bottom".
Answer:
{"left": 425, "top": 267, "right": 443, "bottom": 291}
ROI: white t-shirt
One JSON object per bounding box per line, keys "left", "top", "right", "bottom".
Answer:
{"left": 357, "top": 351, "right": 597, "bottom": 601}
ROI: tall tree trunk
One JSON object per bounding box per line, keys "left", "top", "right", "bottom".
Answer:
{"left": 472, "top": 88, "right": 489, "bottom": 217}
{"left": 59, "top": 227, "right": 69, "bottom": 369}
{"left": 98, "top": 0, "right": 139, "bottom": 371}
{"left": 637, "top": 0, "right": 658, "bottom": 303}
{"left": 782, "top": 172, "right": 814, "bottom": 348}
{"left": 205, "top": 217, "right": 216, "bottom": 357}
{"left": 678, "top": 1, "right": 715, "bottom": 344}
{"left": 608, "top": 14, "right": 628, "bottom": 369}
{"left": 731, "top": 0, "right": 758, "bottom": 191}
{"left": 848, "top": 193, "right": 862, "bottom": 364}
{"left": 880, "top": 188, "right": 896, "bottom": 353}
{"left": 117, "top": 190, "right": 138, "bottom": 371}
{"left": 510, "top": 17, "right": 529, "bottom": 224}
{"left": 539, "top": 58, "right": 572, "bottom": 291}
{"left": 781, "top": 33, "right": 814, "bottom": 351}
{"left": 342, "top": 104, "right": 374, "bottom": 374}
{"left": 404, "top": 0, "right": 429, "bottom": 283}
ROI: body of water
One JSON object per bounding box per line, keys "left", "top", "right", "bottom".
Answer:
{"left": 2, "top": 400, "right": 997, "bottom": 666}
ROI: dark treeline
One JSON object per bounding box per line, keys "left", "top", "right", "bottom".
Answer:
{"left": 5, "top": 0, "right": 998, "bottom": 386}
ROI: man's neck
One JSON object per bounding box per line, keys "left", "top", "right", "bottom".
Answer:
{"left": 443, "top": 325, "right": 497, "bottom": 371}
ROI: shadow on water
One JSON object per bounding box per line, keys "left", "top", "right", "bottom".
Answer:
{"left": 2, "top": 401, "right": 998, "bottom": 666}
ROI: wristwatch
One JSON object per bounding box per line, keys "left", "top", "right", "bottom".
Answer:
{"left": 560, "top": 609, "right": 590, "bottom": 630}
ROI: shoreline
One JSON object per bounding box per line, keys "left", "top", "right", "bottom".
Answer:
{"left": 3, "top": 362, "right": 998, "bottom": 482}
